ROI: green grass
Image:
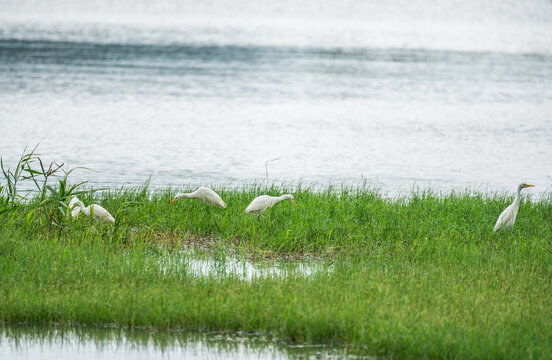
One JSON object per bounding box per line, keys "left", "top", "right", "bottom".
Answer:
{"left": 1, "top": 185, "right": 552, "bottom": 359}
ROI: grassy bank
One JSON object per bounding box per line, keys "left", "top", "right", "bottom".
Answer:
{"left": 1, "top": 186, "right": 552, "bottom": 359}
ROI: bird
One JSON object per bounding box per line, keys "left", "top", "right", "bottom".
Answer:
{"left": 169, "top": 187, "right": 227, "bottom": 208}
{"left": 69, "top": 197, "right": 116, "bottom": 224}
{"left": 68, "top": 196, "right": 82, "bottom": 218}
{"left": 493, "top": 182, "right": 534, "bottom": 232}
{"left": 245, "top": 194, "right": 296, "bottom": 215}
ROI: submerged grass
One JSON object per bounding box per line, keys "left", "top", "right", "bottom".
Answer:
{"left": 1, "top": 184, "right": 552, "bottom": 359}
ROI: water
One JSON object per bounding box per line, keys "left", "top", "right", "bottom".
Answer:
{"left": 1, "top": 0, "right": 551, "bottom": 195}
{"left": 159, "top": 250, "right": 331, "bottom": 281}
{"left": 1, "top": 325, "right": 367, "bottom": 359}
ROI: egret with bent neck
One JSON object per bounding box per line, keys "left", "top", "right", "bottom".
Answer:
{"left": 69, "top": 197, "right": 115, "bottom": 224}
{"left": 245, "top": 194, "right": 296, "bottom": 215}
{"left": 169, "top": 187, "right": 227, "bottom": 208}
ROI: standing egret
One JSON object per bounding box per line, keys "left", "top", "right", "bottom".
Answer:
{"left": 493, "top": 182, "right": 534, "bottom": 232}
{"left": 169, "top": 187, "right": 226, "bottom": 208}
{"left": 245, "top": 194, "right": 296, "bottom": 215}
{"left": 69, "top": 197, "right": 116, "bottom": 224}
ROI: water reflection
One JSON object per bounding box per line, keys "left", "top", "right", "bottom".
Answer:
{"left": 159, "top": 250, "right": 332, "bottom": 281}
{"left": 1, "top": 325, "right": 369, "bottom": 359}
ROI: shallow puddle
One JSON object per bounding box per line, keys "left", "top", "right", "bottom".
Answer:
{"left": 159, "top": 251, "right": 333, "bottom": 281}
{"left": 1, "top": 325, "right": 370, "bottom": 360}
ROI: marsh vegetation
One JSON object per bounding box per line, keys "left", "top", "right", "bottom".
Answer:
{"left": 1, "top": 149, "right": 551, "bottom": 359}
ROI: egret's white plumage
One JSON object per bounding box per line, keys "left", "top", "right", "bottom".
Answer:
{"left": 245, "top": 194, "right": 296, "bottom": 215}
{"left": 69, "top": 197, "right": 115, "bottom": 224}
{"left": 69, "top": 196, "right": 82, "bottom": 218}
{"left": 169, "top": 187, "right": 226, "bottom": 208}
{"left": 493, "top": 182, "right": 534, "bottom": 232}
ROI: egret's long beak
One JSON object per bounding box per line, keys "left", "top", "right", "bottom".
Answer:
{"left": 527, "top": 184, "right": 535, "bottom": 187}
{"left": 291, "top": 199, "right": 297, "bottom": 205}
{"left": 169, "top": 198, "right": 177, "bottom": 205}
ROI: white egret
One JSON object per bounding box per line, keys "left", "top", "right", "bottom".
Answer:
{"left": 493, "top": 182, "right": 534, "bottom": 232}
{"left": 169, "top": 187, "right": 226, "bottom": 208}
{"left": 69, "top": 197, "right": 115, "bottom": 224}
{"left": 68, "top": 196, "right": 82, "bottom": 218}
{"left": 245, "top": 194, "right": 296, "bottom": 215}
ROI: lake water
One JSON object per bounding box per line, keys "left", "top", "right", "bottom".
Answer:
{"left": 1, "top": 325, "right": 366, "bottom": 359}
{"left": 1, "top": 0, "right": 551, "bottom": 195}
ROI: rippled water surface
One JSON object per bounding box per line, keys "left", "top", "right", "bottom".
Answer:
{"left": 1, "top": 0, "right": 551, "bottom": 195}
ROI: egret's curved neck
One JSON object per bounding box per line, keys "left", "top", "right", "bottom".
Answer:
{"left": 277, "top": 195, "right": 293, "bottom": 203}
{"left": 513, "top": 186, "right": 523, "bottom": 206}
{"left": 71, "top": 201, "right": 85, "bottom": 216}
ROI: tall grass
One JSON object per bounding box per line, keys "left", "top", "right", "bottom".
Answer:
{"left": 1, "top": 183, "right": 552, "bottom": 358}
{"left": 0, "top": 145, "right": 98, "bottom": 228}
{"left": 2, "top": 147, "right": 551, "bottom": 358}
{"left": 60, "top": 184, "right": 550, "bottom": 256}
